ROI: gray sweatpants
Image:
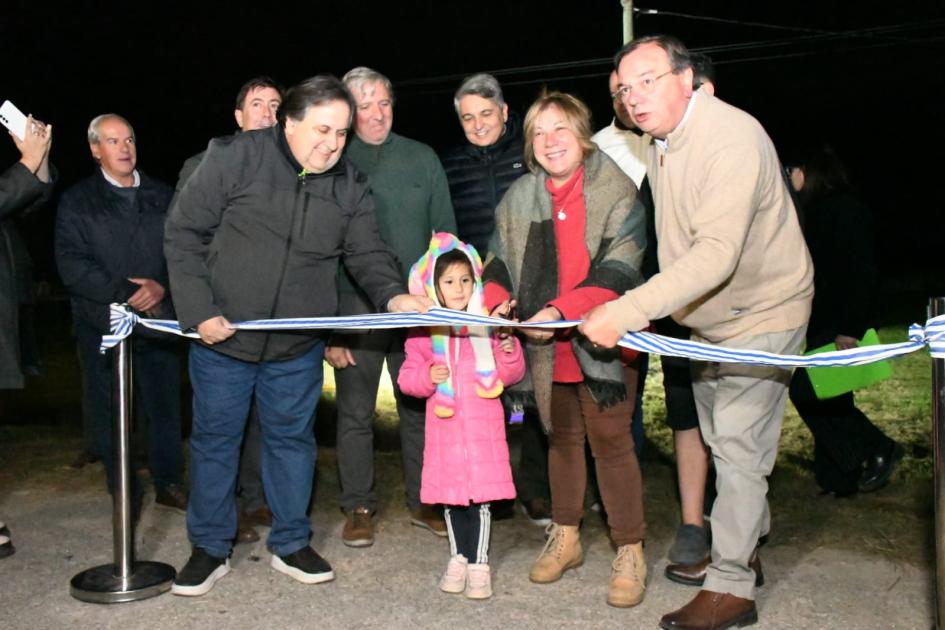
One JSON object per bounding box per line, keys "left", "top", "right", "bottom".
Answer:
{"left": 334, "top": 329, "right": 426, "bottom": 513}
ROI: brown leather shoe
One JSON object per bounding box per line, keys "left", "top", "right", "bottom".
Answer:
{"left": 665, "top": 549, "right": 764, "bottom": 588}
{"left": 243, "top": 506, "right": 273, "bottom": 527}
{"left": 342, "top": 507, "right": 375, "bottom": 547}
{"left": 235, "top": 514, "right": 260, "bottom": 545}
{"left": 410, "top": 504, "right": 447, "bottom": 537}
{"left": 155, "top": 484, "right": 189, "bottom": 515}
{"left": 659, "top": 589, "right": 758, "bottom": 630}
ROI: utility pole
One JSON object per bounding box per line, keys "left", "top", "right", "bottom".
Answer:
{"left": 622, "top": 0, "right": 634, "bottom": 44}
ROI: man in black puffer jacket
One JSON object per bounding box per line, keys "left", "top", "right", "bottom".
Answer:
{"left": 440, "top": 74, "right": 526, "bottom": 258}
{"left": 440, "top": 74, "right": 551, "bottom": 525}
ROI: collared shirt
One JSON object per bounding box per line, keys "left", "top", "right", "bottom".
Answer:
{"left": 101, "top": 168, "right": 141, "bottom": 188}
{"left": 655, "top": 90, "right": 699, "bottom": 151}
{"left": 591, "top": 119, "right": 650, "bottom": 188}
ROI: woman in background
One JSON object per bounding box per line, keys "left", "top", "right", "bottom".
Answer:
{"left": 787, "top": 142, "right": 903, "bottom": 497}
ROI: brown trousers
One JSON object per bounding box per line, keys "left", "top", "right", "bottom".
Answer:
{"left": 548, "top": 366, "right": 645, "bottom": 546}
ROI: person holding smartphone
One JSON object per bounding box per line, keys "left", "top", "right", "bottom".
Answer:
{"left": 1, "top": 113, "right": 55, "bottom": 557}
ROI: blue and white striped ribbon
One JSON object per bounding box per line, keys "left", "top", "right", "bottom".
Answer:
{"left": 102, "top": 303, "right": 945, "bottom": 366}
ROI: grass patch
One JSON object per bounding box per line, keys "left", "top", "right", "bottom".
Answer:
{"left": 640, "top": 325, "right": 934, "bottom": 566}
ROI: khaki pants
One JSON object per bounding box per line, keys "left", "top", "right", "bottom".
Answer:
{"left": 691, "top": 326, "right": 805, "bottom": 600}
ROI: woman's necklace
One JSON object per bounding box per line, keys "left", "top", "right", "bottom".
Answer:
{"left": 553, "top": 172, "right": 579, "bottom": 221}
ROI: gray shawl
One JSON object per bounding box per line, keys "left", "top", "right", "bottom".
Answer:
{"left": 483, "top": 148, "right": 646, "bottom": 432}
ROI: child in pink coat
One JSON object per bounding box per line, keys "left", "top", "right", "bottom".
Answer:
{"left": 398, "top": 233, "right": 526, "bottom": 600}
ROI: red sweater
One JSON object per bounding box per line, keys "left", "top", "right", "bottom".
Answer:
{"left": 546, "top": 168, "right": 618, "bottom": 381}
{"left": 484, "top": 166, "right": 634, "bottom": 383}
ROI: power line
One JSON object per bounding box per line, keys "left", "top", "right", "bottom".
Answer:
{"left": 396, "top": 58, "right": 607, "bottom": 88}
{"left": 701, "top": 20, "right": 945, "bottom": 53}
{"left": 699, "top": 21, "right": 944, "bottom": 57}
{"left": 395, "top": 19, "right": 945, "bottom": 91}
{"left": 633, "top": 6, "right": 832, "bottom": 35}
{"left": 634, "top": 6, "right": 945, "bottom": 46}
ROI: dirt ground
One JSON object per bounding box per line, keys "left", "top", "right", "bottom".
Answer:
{"left": 0, "top": 435, "right": 935, "bottom": 630}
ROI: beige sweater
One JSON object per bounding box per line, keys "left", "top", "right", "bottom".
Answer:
{"left": 606, "top": 92, "right": 813, "bottom": 343}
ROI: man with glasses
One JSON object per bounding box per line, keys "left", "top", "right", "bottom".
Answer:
{"left": 581, "top": 35, "right": 812, "bottom": 630}
{"left": 595, "top": 63, "right": 717, "bottom": 575}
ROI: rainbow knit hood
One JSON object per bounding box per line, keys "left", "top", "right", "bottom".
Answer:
{"left": 408, "top": 232, "right": 503, "bottom": 418}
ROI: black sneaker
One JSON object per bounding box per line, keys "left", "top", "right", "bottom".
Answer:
{"left": 0, "top": 523, "right": 14, "bottom": 559}
{"left": 271, "top": 546, "right": 335, "bottom": 584}
{"left": 171, "top": 547, "right": 230, "bottom": 596}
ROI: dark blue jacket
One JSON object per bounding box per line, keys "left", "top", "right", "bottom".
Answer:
{"left": 440, "top": 113, "right": 526, "bottom": 257}
{"left": 55, "top": 169, "right": 174, "bottom": 333}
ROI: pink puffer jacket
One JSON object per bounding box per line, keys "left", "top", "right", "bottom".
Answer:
{"left": 398, "top": 329, "right": 526, "bottom": 506}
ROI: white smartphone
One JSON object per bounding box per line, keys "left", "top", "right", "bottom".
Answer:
{"left": 0, "top": 100, "right": 29, "bottom": 141}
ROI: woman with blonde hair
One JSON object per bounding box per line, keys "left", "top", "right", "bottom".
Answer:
{"left": 482, "top": 90, "right": 648, "bottom": 608}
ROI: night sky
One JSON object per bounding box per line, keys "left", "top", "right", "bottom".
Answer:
{"left": 4, "top": 0, "right": 944, "bottom": 303}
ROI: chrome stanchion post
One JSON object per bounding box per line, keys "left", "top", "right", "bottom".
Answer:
{"left": 113, "top": 333, "right": 133, "bottom": 578}
{"left": 931, "top": 297, "right": 945, "bottom": 629}
{"left": 70, "top": 332, "right": 176, "bottom": 603}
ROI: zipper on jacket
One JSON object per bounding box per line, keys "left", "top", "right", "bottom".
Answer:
{"left": 488, "top": 162, "right": 498, "bottom": 212}
{"left": 258, "top": 177, "right": 308, "bottom": 360}
{"left": 455, "top": 336, "right": 471, "bottom": 500}
{"left": 300, "top": 185, "right": 310, "bottom": 236}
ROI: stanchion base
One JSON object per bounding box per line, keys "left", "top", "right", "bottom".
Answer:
{"left": 70, "top": 561, "right": 176, "bottom": 604}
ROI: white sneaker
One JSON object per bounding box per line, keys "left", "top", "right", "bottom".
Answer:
{"left": 439, "top": 554, "right": 467, "bottom": 594}
{"left": 465, "top": 563, "right": 492, "bottom": 599}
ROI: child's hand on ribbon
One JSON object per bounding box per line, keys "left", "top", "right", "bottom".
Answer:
{"left": 430, "top": 363, "right": 450, "bottom": 384}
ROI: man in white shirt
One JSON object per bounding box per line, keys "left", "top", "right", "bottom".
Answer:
{"left": 591, "top": 70, "right": 651, "bottom": 188}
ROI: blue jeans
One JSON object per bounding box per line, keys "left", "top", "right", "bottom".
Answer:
{"left": 187, "top": 342, "right": 324, "bottom": 558}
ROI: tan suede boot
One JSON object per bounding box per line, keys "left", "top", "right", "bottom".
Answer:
{"left": 529, "top": 523, "right": 583, "bottom": 583}
{"left": 607, "top": 542, "right": 647, "bottom": 608}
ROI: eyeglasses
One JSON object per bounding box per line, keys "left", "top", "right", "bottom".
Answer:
{"left": 612, "top": 70, "right": 673, "bottom": 100}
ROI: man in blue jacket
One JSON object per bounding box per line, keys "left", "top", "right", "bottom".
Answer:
{"left": 55, "top": 114, "right": 186, "bottom": 514}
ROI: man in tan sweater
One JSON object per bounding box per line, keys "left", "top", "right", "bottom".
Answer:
{"left": 581, "top": 35, "right": 812, "bottom": 630}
